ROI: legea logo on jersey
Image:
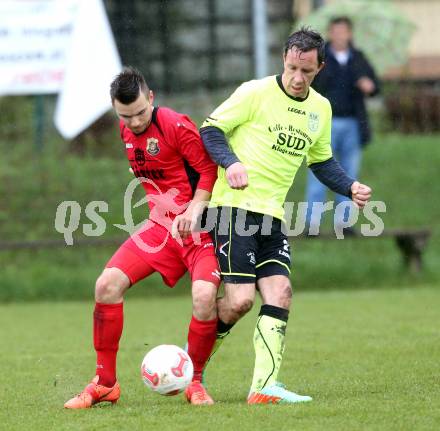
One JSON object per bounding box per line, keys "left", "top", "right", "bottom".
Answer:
{"left": 288, "top": 107, "right": 306, "bottom": 115}
{"left": 308, "top": 112, "right": 319, "bottom": 132}
{"left": 146, "top": 137, "right": 160, "bottom": 155}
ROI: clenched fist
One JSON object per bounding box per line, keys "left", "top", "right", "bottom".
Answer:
{"left": 226, "top": 162, "right": 248, "bottom": 190}
{"left": 351, "top": 181, "right": 372, "bottom": 208}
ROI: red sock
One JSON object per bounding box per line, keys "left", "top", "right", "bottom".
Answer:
{"left": 93, "top": 302, "right": 123, "bottom": 387}
{"left": 187, "top": 316, "right": 217, "bottom": 382}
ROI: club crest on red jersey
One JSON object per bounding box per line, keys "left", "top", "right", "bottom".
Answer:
{"left": 146, "top": 137, "right": 160, "bottom": 155}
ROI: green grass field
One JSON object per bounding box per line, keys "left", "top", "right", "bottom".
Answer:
{"left": 1, "top": 286, "right": 439, "bottom": 431}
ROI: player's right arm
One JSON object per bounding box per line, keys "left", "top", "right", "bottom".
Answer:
{"left": 200, "top": 82, "right": 255, "bottom": 190}
{"left": 200, "top": 127, "right": 248, "bottom": 190}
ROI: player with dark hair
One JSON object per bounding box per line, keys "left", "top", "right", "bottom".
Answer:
{"left": 200, "top": 27, "right": 372, "bottom": 404}
{"left": 64, "top": 67, "right": 220, "bottom": 408}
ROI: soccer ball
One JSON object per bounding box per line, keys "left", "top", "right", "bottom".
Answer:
{"left": 141, "top": 344, "right": 193, "bottom": 396}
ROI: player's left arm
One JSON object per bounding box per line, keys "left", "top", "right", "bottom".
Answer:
{"left": 171, "top": 118, "right": 217, "bottom": 239}
{"left": 309, "top": 158, "right": 372, "bottom": 208}
{"left": 307, "top": 100, "right": 372, "bottom": 208}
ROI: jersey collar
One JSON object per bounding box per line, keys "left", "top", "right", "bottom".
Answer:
{"left": 276, "top": 74, "right": 309, "bottom": 102}
{"left": 151, "top": 106, "right": 159, "bottom": 125}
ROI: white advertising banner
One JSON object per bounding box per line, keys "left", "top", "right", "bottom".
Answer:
{"left": 0, "top": 0, "right": 122, "bottom": 139}
{"left": 0, "top": 0, "right": 78, "bottom": 95}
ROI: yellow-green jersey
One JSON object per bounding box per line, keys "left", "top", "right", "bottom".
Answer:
{"left": 201, "top": 75, "right": 333, "bottom": 221}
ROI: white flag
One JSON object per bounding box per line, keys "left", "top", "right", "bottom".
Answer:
{"left": 54, "top": 0, "right": 122, "bottom": 139}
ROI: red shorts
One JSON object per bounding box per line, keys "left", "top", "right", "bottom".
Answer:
{"left": 106, "top": 222, "right": 220, "bottom": 288}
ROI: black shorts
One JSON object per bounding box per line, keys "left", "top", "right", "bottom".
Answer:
{"left": 210, "top": 206, "right": 291, "bottom": 283}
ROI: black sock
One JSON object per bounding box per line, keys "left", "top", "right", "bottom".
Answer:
{"left": 217, "top": 319, "right": 235, "bottom": 334}
{"left": 259, "top": 304, "right": 289, "bottom": 322}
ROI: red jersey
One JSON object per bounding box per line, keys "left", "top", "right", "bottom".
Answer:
{"left": 120, "top": 107, "right": 217, "bottom": 224}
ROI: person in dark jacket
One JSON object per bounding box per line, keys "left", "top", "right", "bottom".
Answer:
{"left": 305, "top": 16, "right": 379, "bottom": 234}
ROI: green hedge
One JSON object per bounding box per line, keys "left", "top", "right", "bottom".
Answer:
{"left": 0, "top": 98, "right": 439, "bottom": 300}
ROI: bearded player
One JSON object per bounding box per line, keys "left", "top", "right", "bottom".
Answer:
{"left": 64, "top": 67, "right": 220, "bottom": 408}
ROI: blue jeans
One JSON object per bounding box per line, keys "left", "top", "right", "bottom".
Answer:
{"left": 305, "top": 117, "right": 361, "bottom": 228}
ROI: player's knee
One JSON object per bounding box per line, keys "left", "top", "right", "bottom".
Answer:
{"left": 276, "top": 282, "right": 292, "bottom": 309}
{"left": 229, "top": 296, "right": 254, "bottom": 317}
{"left": 193, "top": 289, "right": 216, "bottom": 310}
{"left": 192, "top": 284, "right": 216, "bottom": 318}
{"left": 95, "top": 270, "right": 127, "bottom": 303}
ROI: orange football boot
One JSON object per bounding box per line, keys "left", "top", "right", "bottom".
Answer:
{"left": 184, "top": 380, "right": 214, "bottom": 405}
{"left": 64, "top": 376, "right": 120, "bottom": 409}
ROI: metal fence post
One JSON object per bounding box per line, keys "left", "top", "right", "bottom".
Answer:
{"left": 34, "top": 95, "right": 44, "bottom": 152}
{"left": 253, "top": 0, "right": 268, "bottom": 79}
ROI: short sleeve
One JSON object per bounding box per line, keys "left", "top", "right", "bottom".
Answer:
{"left": 201, "top": 81, "right": 255, "bottom": 134}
